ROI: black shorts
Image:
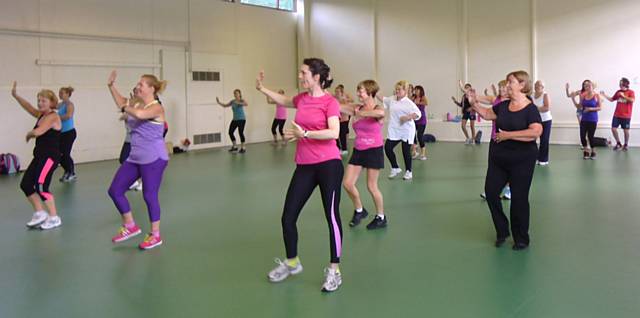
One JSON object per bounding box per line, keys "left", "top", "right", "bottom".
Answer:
{"left": 612, "top": 117, "right": 631, "bottom": 129}
{"left": 348, "top": 146, "right": 384, "bottom": 169}
{"left": 462, "top": 112, "right": 476, "bottom": 121}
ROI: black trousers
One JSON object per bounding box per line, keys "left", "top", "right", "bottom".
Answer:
{"left": 579, "top": 121, "right": 597, "bottom": 149}
{"left": 484, "top": 142, "right": 537, "bottom": 245}
{"left": 537, "top": 120, "right": 552, "bottom": 162}
{"left": 337, "top": 121, "right": 349, "bottom": 151}
{"left": 229, "top": 120, "right": 246, "bottom": 143}
{"left": 385, "top": 139, "right": 412, "bottom": 172}
{"left": 281, "top": 160, "right": 344, "bottom": 263}
{"left": 271, "top": 119, "right": 286, "bottom": 136}
{"left": 415, "top": 124, "right": 426, "bottom": 148}
{"left": 21, "top": 155, "right": 59, "bottom": 201}
{"left": 59, "top": 129, "right": 77, "bottom": 174}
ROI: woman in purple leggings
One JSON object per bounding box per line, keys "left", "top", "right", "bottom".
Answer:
{"left": 106, "top": 70, "right": 169, "bottom": 250}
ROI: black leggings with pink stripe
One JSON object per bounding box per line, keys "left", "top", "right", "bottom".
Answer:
{"left": 281, "top": 159, "right": 344, "bottom": 263}
{"left": 21, "top": 156, "right": 59, "bottom": 201}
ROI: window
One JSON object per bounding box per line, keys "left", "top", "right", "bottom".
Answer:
{"left": 240, "top": 0, "right": 296, "bottom": 12}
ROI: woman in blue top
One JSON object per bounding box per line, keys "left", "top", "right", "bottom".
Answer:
{"left": 566, "top": 80, "right": 601, "bottom": 159}
{"left": 217, "top": 89, "right": 248, "bottom": 154}
{"left": 57, "top": 86, "right": 77, "bottom": 182}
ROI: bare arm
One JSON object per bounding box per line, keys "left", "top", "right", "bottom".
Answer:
{"left": 620, "top": 91, "right": 635, "bottom": 103}
{"left": 496, "top": 123, "right": 543, "bottom": 143}
{"left": 599, "top": 91, "right": 614, "bottom": 102}
{"left": 565, "top": 83, "right": 580, "bottom": 98}
{"left": 491, "top": 84, "right": 498, "bottom": 97}
{"left": 356, "top": 106, "right": 385, "bottom": 119}
{"left": 26, "top": 113, "right": 59, "bottom": 141}
{"left": 124, "top": 103, "right": 164, "bottom": 121}
{"left": 571, "top": 95, "right": 582, "bottom": 109}
{"left": 256, "top": 71, "right": 294, "bottom": 108}
{"left": 538, "top": 94, "right": 550, "bottom": 113}
{"left": 286, "top": 116, "right": 340, "bottom": 140}
{"left": 11, "top": 81, "right": 40, "bottom": 118}
{"left": 107, "top": 70, "right": 127, "bottom": 108}
{"left": 59, "top": 102, "right": 75, "bottom": 120}
{"left": 451, "top": 96, "right": 462, "bottom": 107}
{"left": 467, "top": 89, "right": 497, "bottom": 120}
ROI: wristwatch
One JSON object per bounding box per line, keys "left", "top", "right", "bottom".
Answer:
{"left": 303, "top": 130, "right": 309, "bottom": 138}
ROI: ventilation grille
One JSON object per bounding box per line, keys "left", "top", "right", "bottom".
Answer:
{"left": 192, "top": 71, "right": 220, "bottom": 82}
{"left": 193, "top": 133, "right": 222, "bottom": 145}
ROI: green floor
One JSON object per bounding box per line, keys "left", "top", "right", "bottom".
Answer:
{"left": 1, "top": 142, "right": 639, "bottom": 317}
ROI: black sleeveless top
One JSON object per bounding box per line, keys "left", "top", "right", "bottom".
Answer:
{"left": 33, "top": 115, "right": 61, "bottom": 158}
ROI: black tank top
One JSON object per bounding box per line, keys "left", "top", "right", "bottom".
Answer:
{"left": 33, "top": 115, "right": 61, "bottom": 158}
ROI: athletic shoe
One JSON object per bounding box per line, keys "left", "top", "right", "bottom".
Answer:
{"left": 65, "top": 173, "right": 77, "bottom": 182}
{"left": 613, "top": 143, "right": 623, "bottom": 151}
{"left": 480, "top": 192, "right": 486, "bottom": 200}
{"left": 512, "top": 242, "right": 529, "bottom": 251}
{"left": 139, "top": 234, "right": 163, "bottom": 250}
{"left": 129, "top": 180, "right": 143, "bottom": 191}
{"left": 228, "top": 147, "right": 239, "bottom": 153}
{"left": 583, "top": 151, "right": 590, "bottom": 160}
{"left": 26, "top": 211, "right": 48, "bottom": 228}
{"left": 268, "top": 258, "right": 303, "bottom": 283}
{"left": 623, "top": 144, "right": 629, "bottom": 151}
{"left": 321, "top": 267, "right": 342, "bottom": 292}
{"left": 111, "top": 225, "right": 142, "bottom": 243}
{"left": 366, "top": 215, "right": 387, "bottom": 230}
{"left": 349, "top": 209, "right": 369, "bottom": 227}
{"left": 590, "top": 151, "right": 597, "bottom": 160}
{"left": 239, "top": 148, "right": 246, "bottom": 154}
{"left": 412, "top": 152, "right": 419, "bottom": 159}
{"left": 465, "top": 139, "right": 472, "bottom": 145}
{"left": 419, "top": 155, "right": 427, "bottom": 161}
{"left": 388, "top": 168, "right": 402, "bottom": 179}
{"left": 403, "top": 170, "right": 413, "bottom": 180}
{"left": 538, "top": 161, "right": 549, "bottom": 166}
{"left": 39, "top": 216, "right": 62, "bottom": 230}
{"left": 501, "top": 188, "right": 511, "bottom": 200}
{"left": 59, "top": 172, "right": 69, "bottom": 183}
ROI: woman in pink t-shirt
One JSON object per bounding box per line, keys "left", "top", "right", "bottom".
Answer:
{"left": 341, "top": 80, "right": 387, "bottom": 230}
{"left": 256, "top": 58, "right": 344, "bottom": 293}
{"left": 267, "top": 89, "right": 288, "bottom": 145}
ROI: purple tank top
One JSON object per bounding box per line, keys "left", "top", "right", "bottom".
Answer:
{"left": 414, "top": 104, "right": 427, "bottom": 125}
{"left": 126, "top": 116, "right": 169, "bottom": 164}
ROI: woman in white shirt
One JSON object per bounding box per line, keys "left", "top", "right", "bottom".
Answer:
{"left": 533, "top": 80, "right": 552, "bottom": 165}
{"left": 377, "top": 80, "right": 421, "bottom": 180}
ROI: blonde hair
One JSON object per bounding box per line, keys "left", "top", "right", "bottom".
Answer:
{"left": 498, "top": 80, "right": 507, "bottom": 87}
{"left": 141, "top": 74, "right": 167, "bottom": 95}
{"left": 59, "top": 86, "right": 74, "bottom": 96}
{"left": 395, "top": 80, "right": 410, "bottom": 92}
{"left": 506, "top": 70, "right": 532, "bottom": 95}
{"left": 38, "top": 89, "right": 59, "bottom": 109}
{"left": 357, "top": 80, "right": 380, "bottom": 98}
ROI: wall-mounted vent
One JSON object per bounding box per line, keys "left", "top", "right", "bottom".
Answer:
{"left": 192, "top": 71, "right": 220, "bottom": 81}
{"left": 193, "top": 133, "right": 222, "bottom": 145}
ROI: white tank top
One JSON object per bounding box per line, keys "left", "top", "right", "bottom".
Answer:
{"left": 534, "top": 93, "right": 552, "bottom": 122}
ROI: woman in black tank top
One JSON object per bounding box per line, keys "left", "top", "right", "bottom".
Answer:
{"left": 11, "top": 81, "right": 63, "bottom": 231}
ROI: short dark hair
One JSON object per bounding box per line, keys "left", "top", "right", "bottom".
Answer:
{"left": 621, "top": 77, "right": 630, "bottom": 88}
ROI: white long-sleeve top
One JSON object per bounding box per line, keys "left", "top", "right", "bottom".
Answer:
{"left": 383, "top": 96, "right": 422, "bottom": 144}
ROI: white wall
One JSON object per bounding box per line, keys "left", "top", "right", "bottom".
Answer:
{"left": 303, "top": 0, "right": 640, "bottom": 145}
{"left": 0, "top": 0, "right": 299, "bottom": 166}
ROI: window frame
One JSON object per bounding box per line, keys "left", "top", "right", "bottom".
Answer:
{"left": 238, "top": 0, "right": 297, "bottom": 13}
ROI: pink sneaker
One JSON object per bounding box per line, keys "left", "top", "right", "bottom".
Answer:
{"left": 111, "top": 225, "right": 142, "bottom": 243}
{"left": 139, "top": 234, "right": 163, "bottom": 250}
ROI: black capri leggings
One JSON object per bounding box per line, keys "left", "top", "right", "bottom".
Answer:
{"left": 20, "top": 156, "right": 59, "bottom": 201}
{"left": 229, "top": 119, "right": 246, "bottom": 143}
{"left": 281, "top": 159, "right": 344, "bottom": 264}
{"left": 415, "top": 124, "right": 426, "bottom": 148}
{"left": 337, "top": 121, "right": 349, "bottom": 151}
{"left": 579, "top": 121, "right": 597, "bottom": 149}
{"left": 271, "top": 119, "right": 286, "bottom": 136}
{"left": 59, "top": 129, "right": 77, "bottom": 174}
{"left": 385, "top": 139, "right": 412, "bottom": 172}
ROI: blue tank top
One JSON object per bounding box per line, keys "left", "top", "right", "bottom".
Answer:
{"left": 580, "top": 96, "right": 599, "bottom": 123}
{"left": 231, "top": 101, "right": 246, "bottom": 121}
{"left": 58, "top": 102, "right": 75, "bottom": 132}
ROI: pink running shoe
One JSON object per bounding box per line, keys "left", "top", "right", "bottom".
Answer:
{"left": 111, "top": 225, "right": 142, "bottom": 243}
{"left": 139, "top": 234, "right": 163, "bottom": 250}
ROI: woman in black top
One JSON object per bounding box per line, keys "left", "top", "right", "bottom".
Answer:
{"left": 452, "top": 82, "right": 477, "bottom": 144}
{"left": 468, "top": 71, "right": 542, "bottom": 250}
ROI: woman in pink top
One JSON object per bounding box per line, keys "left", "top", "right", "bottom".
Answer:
{"left": 268, "top": 89, "right": 288, "bottom": 145}
{"left": 340, "top": 80, "right": 387, "bottom": 230}
{"left": 256, "top": 58, "right": 343, "bottom": 293}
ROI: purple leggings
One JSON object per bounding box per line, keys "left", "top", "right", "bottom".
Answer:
{"left": 108, "top": 159, "right": 168, "bottom": 222}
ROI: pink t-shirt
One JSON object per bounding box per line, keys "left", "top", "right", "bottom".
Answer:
{"left": 275, "top": 104, "right": 288, "bottom": 120}
{"left": 353, "top": 111, "right": 384, "bottom": 151}
{"left": 292, "top": 92, "right": 341, "bottom": 165}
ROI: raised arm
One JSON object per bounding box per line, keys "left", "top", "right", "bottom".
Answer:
{"left": 11, "top": 81, "right": 41, "bottom": 118}
{"left": 26, "top": 113, "right": 59, "bottom": 141}
{"left": 467, "top": 89, "right": 497, "bottom": 120}
{"left": 59, "top": 101, "right": 75, "bottom": 120}
{"left": 256, "top": 71, "right": 294, "bottom": 108}
{"left": 451, "top": 96, "right": 462, "bottom": 107}
{"left": 571, "top": 94, "right": 581, "bottom": 109}
{"left": 565, "top": 83, "right": 580, "bottom": 98}
{"left": 124, "top": 103, "right": 164, "bottom": 121}
{"left": 107, "top": 70, "right": 127, "bottom": 108}
{"left": 216, "top": 97, "right": 231, "bottom": 107}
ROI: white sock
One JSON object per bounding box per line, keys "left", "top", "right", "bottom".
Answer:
{"left": 355, "top": 208, "right": 363, "bottom": 213}
{"left": 377, "top": 214, "right": 385, "bottom": 220}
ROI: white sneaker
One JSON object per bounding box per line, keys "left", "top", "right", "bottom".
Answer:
{"left": 129, "top": 180, "right": 143, "bottom": 191}
{"left": 403, "top": 170, "right": 413, "bottom": 180}
{"left": 465, "top": 139, "right": 473, "bottom": 145}
{"left": 268, "top": 258, "right": 303, "bottom": 283}
{"left": 538, "top": 161, "right": 549, "bottom": 166}
{"left": 419, "top": 155, "right": 427, "bottom": 161}
{"left": 388, "top": 168, "right": 402, "bottom": 179}
{"left": 39, "top": 216, "right": 62, "bottom": 230}
{"left": 412, "top": 153, "right": 419, "bottom": 159}
{"left": 26, "top": 211, "right": 48, "bottom": 228}
{"left": 321, "top": 267, "right": 342, "bottom": 292}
